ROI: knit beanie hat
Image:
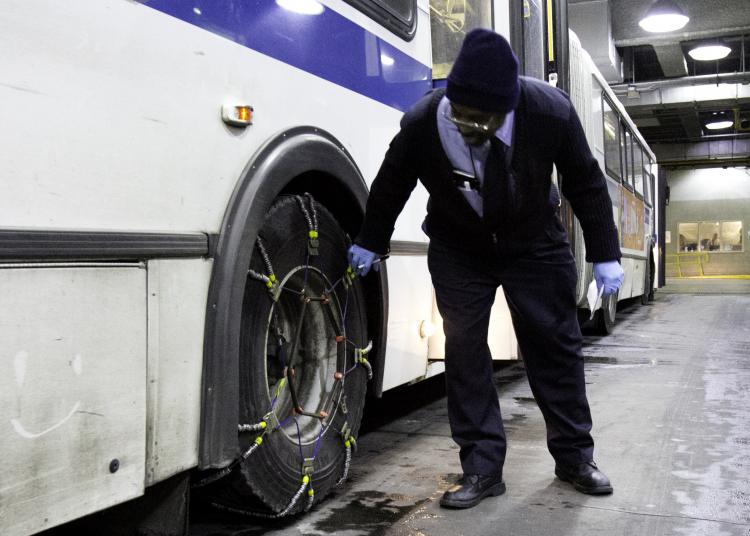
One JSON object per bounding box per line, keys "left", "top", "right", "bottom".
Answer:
{"left": 446, "top": 28, "right": 520, "bottom": 114}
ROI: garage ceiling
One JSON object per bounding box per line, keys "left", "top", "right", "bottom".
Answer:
{"left": 568, "top": 0, "right": 750, "bottom": 167}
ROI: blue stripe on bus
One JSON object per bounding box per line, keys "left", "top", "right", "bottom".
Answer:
{"left": 144, "top": 0, "right": 432, "bottom": 112}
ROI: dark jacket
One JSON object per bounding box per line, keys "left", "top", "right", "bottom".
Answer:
{"left": 355, "top": 77, "right": 620, "bottom": 262}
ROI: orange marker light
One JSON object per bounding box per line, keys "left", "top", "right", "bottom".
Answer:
{"left": 237, "top": 106, "right": 252, "bottom": 122}
{"left": 221, "top": 104, "right": 254, "bottom": 127}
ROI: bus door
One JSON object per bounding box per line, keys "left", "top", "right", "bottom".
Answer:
{"left": 426, "top": 0, "right": 519, "bottom": 362}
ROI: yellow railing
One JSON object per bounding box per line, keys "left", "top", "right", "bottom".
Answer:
{"left": 665, "top": 252, "right": 709, "bottom": 277}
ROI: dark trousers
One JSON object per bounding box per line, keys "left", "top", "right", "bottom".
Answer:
{"left": 427, "top": 228, "right": 594, "bottom": 477}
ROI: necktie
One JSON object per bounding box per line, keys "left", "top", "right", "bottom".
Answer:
{"left": 482, "top": 137, "right": 514, "bottom": 231}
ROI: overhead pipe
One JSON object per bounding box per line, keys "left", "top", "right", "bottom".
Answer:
{"left": 611, "top": 71, "right": 750, "bottom": 94}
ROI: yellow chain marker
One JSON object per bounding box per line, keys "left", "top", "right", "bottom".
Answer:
{"left": 254, "top": 436, "right": 263, "bottom": 446}
{"left": 303, "top": 475, "right": 310, "bottom": 484}
{"left": 275, "top": 377, "right": 287, "bottom": 398}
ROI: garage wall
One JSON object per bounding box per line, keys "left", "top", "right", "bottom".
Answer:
{"left": 665, "top": 167, "right": 750, "bottom": 276}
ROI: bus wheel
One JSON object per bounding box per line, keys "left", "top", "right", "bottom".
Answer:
{"left": 642, "top": 254, "right": 655, "bottom": 304}
{"left": 594, "top": 292, "right": 617, "bottom": 335}
{"left": 640, "top": 260, "right": 651, "bottom": 305}
{"left": 203, "top": 194, "right": 369, "bottom": 517}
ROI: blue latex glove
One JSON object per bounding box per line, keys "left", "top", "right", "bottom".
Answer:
{"left": 593, "top": 260, "right": 624, "bottom": 296}
{"left": 348, "top": 244, "right": 380, "bottom": 276}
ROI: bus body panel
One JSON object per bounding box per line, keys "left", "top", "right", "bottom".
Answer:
{"left": 145, "top": 258, "right": 212, "bottom": 485}
{"left": 427, "top": 290, "right": 519, "bottom": 362}
{"left": 0, "top": 0, "right": 430, "bottom": 237}
{"left": 0, "top": 265, "right": 147, "bottom": 536}
{"left": 380, "top": 256, "right": 432, "bottom": 391}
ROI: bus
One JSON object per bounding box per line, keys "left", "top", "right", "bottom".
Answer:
{"left": 0, "top": 1, "right": 656, "bottom": 533}
{"left": 567, "top": 31, "right": 659, "bottom": 333}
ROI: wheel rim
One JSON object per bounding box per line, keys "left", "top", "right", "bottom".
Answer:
{"left": 263, "top": 265, "right": 343, "bottom": 445}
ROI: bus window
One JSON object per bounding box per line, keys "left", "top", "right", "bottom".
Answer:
{"left": 621, "top": 125, "right": 632, "bottom": 190}
{"left": 430, "top": 0, "right": 493, "bottom": 79}
{"left": 602, "top": 95, "right": 621, "bottom": 182}
{"left": 633, "top": 143, "right": 644, "bottom": 198}
{"left": 518, "top": 0, "right": 545, "bottom": 80}
{"left": 645, "top": 158, "right": 654, "bottom": 206}
{"left": 345, "top": 0, "right": 417, "bottom": 40}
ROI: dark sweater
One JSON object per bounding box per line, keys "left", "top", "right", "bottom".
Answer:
{"left": 356, "top": 77, "right": 621, "bottom": 263}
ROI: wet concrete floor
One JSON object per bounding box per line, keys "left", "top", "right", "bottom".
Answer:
{"left": 192, "top": 279, "right": 750, "bottom": 536}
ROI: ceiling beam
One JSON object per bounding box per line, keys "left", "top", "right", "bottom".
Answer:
{"left": 614, "top": 25, "right": 750, "bottom": 48}
{"left": 611, "top": 74, "right": 750, "bottom": 108}
{"left": 652, "top": 138, "right": 750, "bottom": 168}
{"left": 652, "top": 44, "right": 688, "bottom": 78}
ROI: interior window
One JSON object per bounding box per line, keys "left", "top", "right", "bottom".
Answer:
{"left": 430, "top": 0, "right": 493, "bottom": 79}
{"left": 678, "top": 223, "right": 699, "bottom": 252}
{"left": 699, "top": 222, "right": 720, "bottom": 252}
{"left": 720, "top": 221, "right": 744, "bottom": 252}
{"left": 678, "top": 221, "right": 744, "bottom": 253}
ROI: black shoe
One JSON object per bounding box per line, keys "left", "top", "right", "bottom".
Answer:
{"left": 555, "top": 461, "right": 613, "bottom": 495}
{"left": 440, "top": 474, "right": 506, "bottom": 509}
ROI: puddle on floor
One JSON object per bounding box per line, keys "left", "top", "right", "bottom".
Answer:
{"left": 313, "top": 490, "right": 428, "bottom": 535}
{"left": 584, "top": 356, "right": 672, "bottom": 367}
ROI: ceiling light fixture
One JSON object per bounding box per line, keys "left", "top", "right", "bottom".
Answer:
{"left": 705, "top": 120, "right": 734, "bottom": 130}
{"left": 705, "top": 112, "right": 733, "bottom": 131}
{"left": 688, "top": 44, "right": 731, "bottom": 61}
{"left": 638, "top": 0, "right": 689, "bottom": 33}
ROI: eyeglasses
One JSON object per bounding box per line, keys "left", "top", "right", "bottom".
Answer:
{"left": 443, "top": 105, "right": 500, "bottom": 133}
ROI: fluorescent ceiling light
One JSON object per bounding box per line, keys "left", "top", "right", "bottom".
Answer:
{"left": 705, "top": 120, "right": 733, "bottom": 130}
{"left": 688, "top": 45, "right": 731, "bottom": 61}
{"left": 276, "top": 0, "right": 324, "bottom": 15}
{"left": 638, "top": 0, "right": 689, "bottom": 33}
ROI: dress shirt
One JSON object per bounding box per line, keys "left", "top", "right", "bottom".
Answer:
{"left": 436, "top": 95, "right": 514, "bottom": 217}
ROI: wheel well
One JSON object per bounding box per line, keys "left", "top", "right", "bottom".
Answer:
{"left": 280, "top": 171, "right": 363, "bottom": 240}
{"left": 280, "top": 171, "right": 387, "bottom": 398}
{"left": 200, "top": 127, "right": 387, "bottom": 469}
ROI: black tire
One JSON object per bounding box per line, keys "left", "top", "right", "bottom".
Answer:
{"left": 647, "top": 253, "right": 656, "bottom": 302}
{"left": 594, "top": 292, "right": 617, "bottom": 335}
{"left": 640, "top": 259, "right": 652, "bottom": 305}
{"left": 205, "top": 195, "right": 369, "bottom": 516}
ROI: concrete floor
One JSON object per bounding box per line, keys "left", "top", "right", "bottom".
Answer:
{"left": 191, "top": 278, "right": 750, "bottom": 536}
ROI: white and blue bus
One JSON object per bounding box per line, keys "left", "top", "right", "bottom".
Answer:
{"left": 568, "top": 31, "right": 660, "bottom": 333}
{"left": 0, "top": 1, "right": 656, "bottom": 533}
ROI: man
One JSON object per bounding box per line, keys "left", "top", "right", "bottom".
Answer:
{"left": 348, "top": 28, "right": 624, "bottom": 509}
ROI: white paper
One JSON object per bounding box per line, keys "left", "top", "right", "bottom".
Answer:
{"left": 587, "top": 279, "right": 604, "bottom": 321}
